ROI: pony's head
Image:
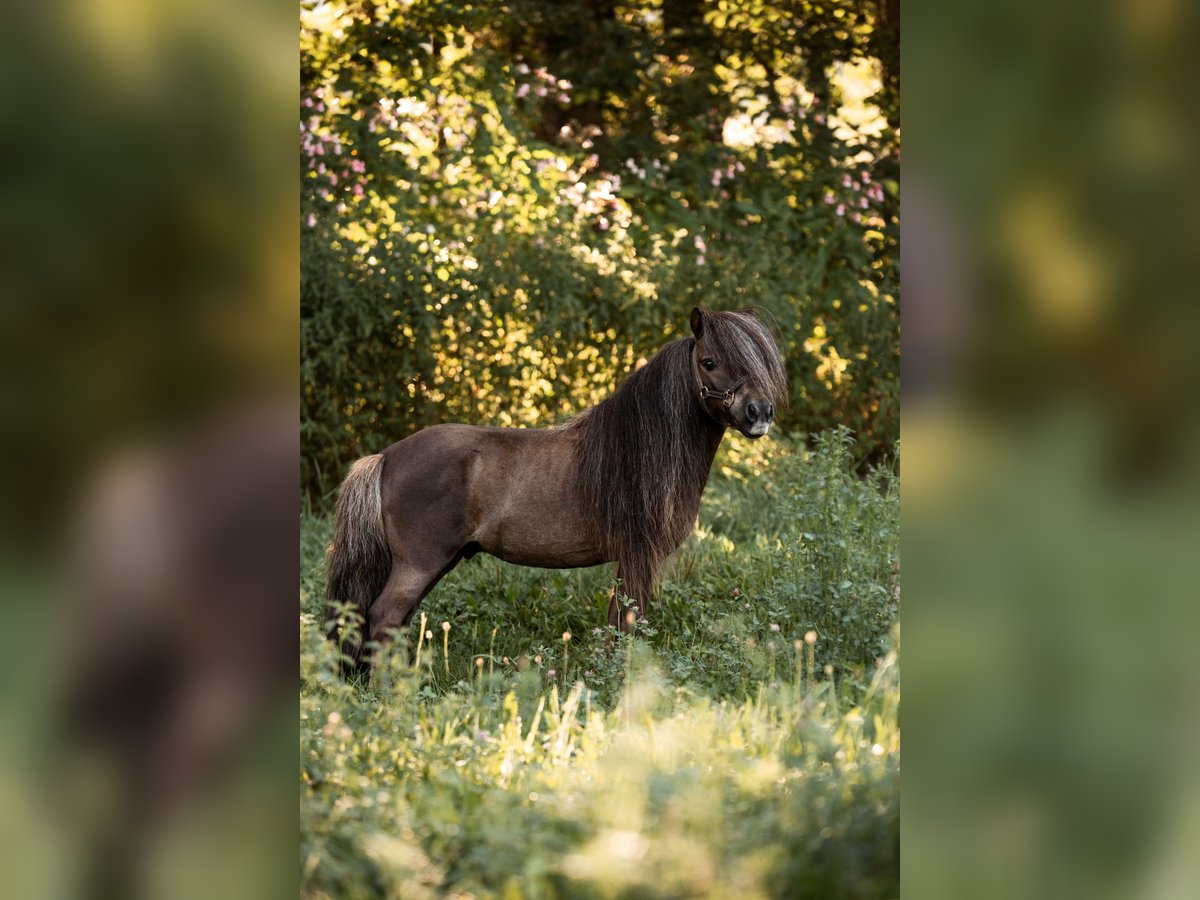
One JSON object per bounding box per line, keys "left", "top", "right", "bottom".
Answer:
{"left": 690, "top": 306, "right": 787, "bottom": 438}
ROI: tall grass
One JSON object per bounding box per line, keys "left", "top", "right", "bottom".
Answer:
{"left": 301, "top": 429, "right": 899, "bottom": 898}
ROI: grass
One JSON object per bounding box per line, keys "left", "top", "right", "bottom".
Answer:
{"left": 300, "top": 427, "right": 899, "bottom": 898}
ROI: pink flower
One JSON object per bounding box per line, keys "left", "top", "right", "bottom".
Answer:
{"left": 835, "top": 204, "right": 845, "bottom": 216}
{"left": 842, "top": 174, "right": 853, "bottom": 188}
{"left": 823, "top": 191, "right": 835, "bottom": 205}
{"left": 516, "top": 83, "right": 529, "bottom": 99}
{"left": 305, "top": 213, "right": 316, "bottom": 228}
{"left": 859, "top": 196, "right": 869, "bottom": 209}
{"left": 353, "top": 183, "right": 364, "bottom": 197}
{"left": 535, "top": 85, "right": 548, "bottom": 97}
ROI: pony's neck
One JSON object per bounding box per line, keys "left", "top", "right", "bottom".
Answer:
{"left": 696, "top": 413, "right": 726, "bottom": 476}
{"left": 570, "top": 338, "right": 733, "bottom": 582}
{"left": 657, "top": 368, "right": 729, "bottom": 512}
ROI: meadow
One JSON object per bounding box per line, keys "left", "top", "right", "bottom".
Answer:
{"left": 300, "top": 428, "right": 899, "bottom": 898}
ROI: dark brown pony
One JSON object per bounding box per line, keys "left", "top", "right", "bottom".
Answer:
{"left": 326, "top": 307, "right": 786, "bottom": 668}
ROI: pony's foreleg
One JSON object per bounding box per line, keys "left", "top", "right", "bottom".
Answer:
{"left": 606, "top": 586, "right": 633, "bottom": 632}
{"left": 609, "top": 564, "right": 652, "bottom": 634}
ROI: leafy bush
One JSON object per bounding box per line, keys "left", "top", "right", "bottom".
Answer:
{"left": 764, "top": 426, "right": 900, "bottom": 674}
{"left": 300, "top": 1, "right": 899, "bottom": 495}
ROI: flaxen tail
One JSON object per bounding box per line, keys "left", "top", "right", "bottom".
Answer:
{"left": 324, "top": 453, "right": 390, "bottom": 673}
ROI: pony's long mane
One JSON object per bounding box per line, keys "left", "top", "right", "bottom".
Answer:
{"left": 569, "top": 338, "right": 708, "bottom": 601}
{"left": 568, "top": 310, "right": 786, "bottom": 603}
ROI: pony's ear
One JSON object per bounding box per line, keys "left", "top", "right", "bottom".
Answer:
{"left": 690, "top": 306, "right": 705, "bottom": 338}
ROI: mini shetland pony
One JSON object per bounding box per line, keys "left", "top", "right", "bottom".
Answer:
{"left": 326, "top": 307, "right": 786, "bottom": 669}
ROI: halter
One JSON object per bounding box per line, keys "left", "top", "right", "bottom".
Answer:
{"left": 697, "top": 378, "right": 745, "bottom": 410}
{"left": 693, "top": 340, "right": 748, "bottom": 410}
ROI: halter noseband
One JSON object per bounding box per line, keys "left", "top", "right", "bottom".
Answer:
{"left": 698, "top": 380, "right": 743, "bottom": 410}
{"left": 693, "top": 341, "right": 748, "bottom": 411}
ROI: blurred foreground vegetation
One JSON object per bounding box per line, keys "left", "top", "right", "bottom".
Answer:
{"left": 301, "top": 430, "right": 899, "bottom": 898}
{"left": 300, "top": 0, "right": 899, "bottom": 495}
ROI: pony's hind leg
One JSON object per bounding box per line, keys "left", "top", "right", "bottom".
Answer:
{"left": 367, "top": 553, "right": 460, "bottom": 665}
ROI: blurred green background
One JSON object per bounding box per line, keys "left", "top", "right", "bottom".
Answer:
{"left": 0, "top": 0, "right": 297, "bottom": 897}
{"left": 6, "top": 0, "right": 1200, "bottom": 895}
{"left": 300, "top": 0, "right": 899, "bottom": 495}
{"left": 904, "top": 0, "right": 1200, "bottom": 897}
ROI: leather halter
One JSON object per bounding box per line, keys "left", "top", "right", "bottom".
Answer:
{"left": 698, "top": 379, "right": 744, "bottom": 410}
{"left": 693, "top": 341, "right": 747, "bottom": 410}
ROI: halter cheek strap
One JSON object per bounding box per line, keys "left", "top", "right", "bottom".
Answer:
{"left": 692, "top": 339, "right": 747, "bottom": 414}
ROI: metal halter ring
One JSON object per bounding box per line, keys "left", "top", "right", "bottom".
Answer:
{"left": 698, "top": 383, "right": 737, "bottom": 409}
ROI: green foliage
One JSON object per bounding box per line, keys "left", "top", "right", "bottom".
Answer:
{"left": 300, "top": 431, "right": 899, "bottom": 897}
{"left": 763, "top": 426, "right": 900, "bottom": 671}
{"left": 300, "top": 0, "right": 899, "bottom": 494}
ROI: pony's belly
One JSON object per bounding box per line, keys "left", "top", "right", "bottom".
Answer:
{"left": 483, "top": 539, "right": 607, "bottom": 570}
{"left": 458, "top": 425, "right": 606, "bottom": 569}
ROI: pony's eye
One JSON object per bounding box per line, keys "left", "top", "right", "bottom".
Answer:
{"left": 702, "top": 358, "right": 717, "bottom": 371}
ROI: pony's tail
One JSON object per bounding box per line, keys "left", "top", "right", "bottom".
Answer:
{"left": 324, "top": 453, "right": 390, "bottom": 675}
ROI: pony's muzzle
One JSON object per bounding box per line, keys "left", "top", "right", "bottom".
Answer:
{"left": 741, "top": 400, "right": 774, "bottom": 438}
{"left": 746, "top": 401, "right": 774, "bottom": 425}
